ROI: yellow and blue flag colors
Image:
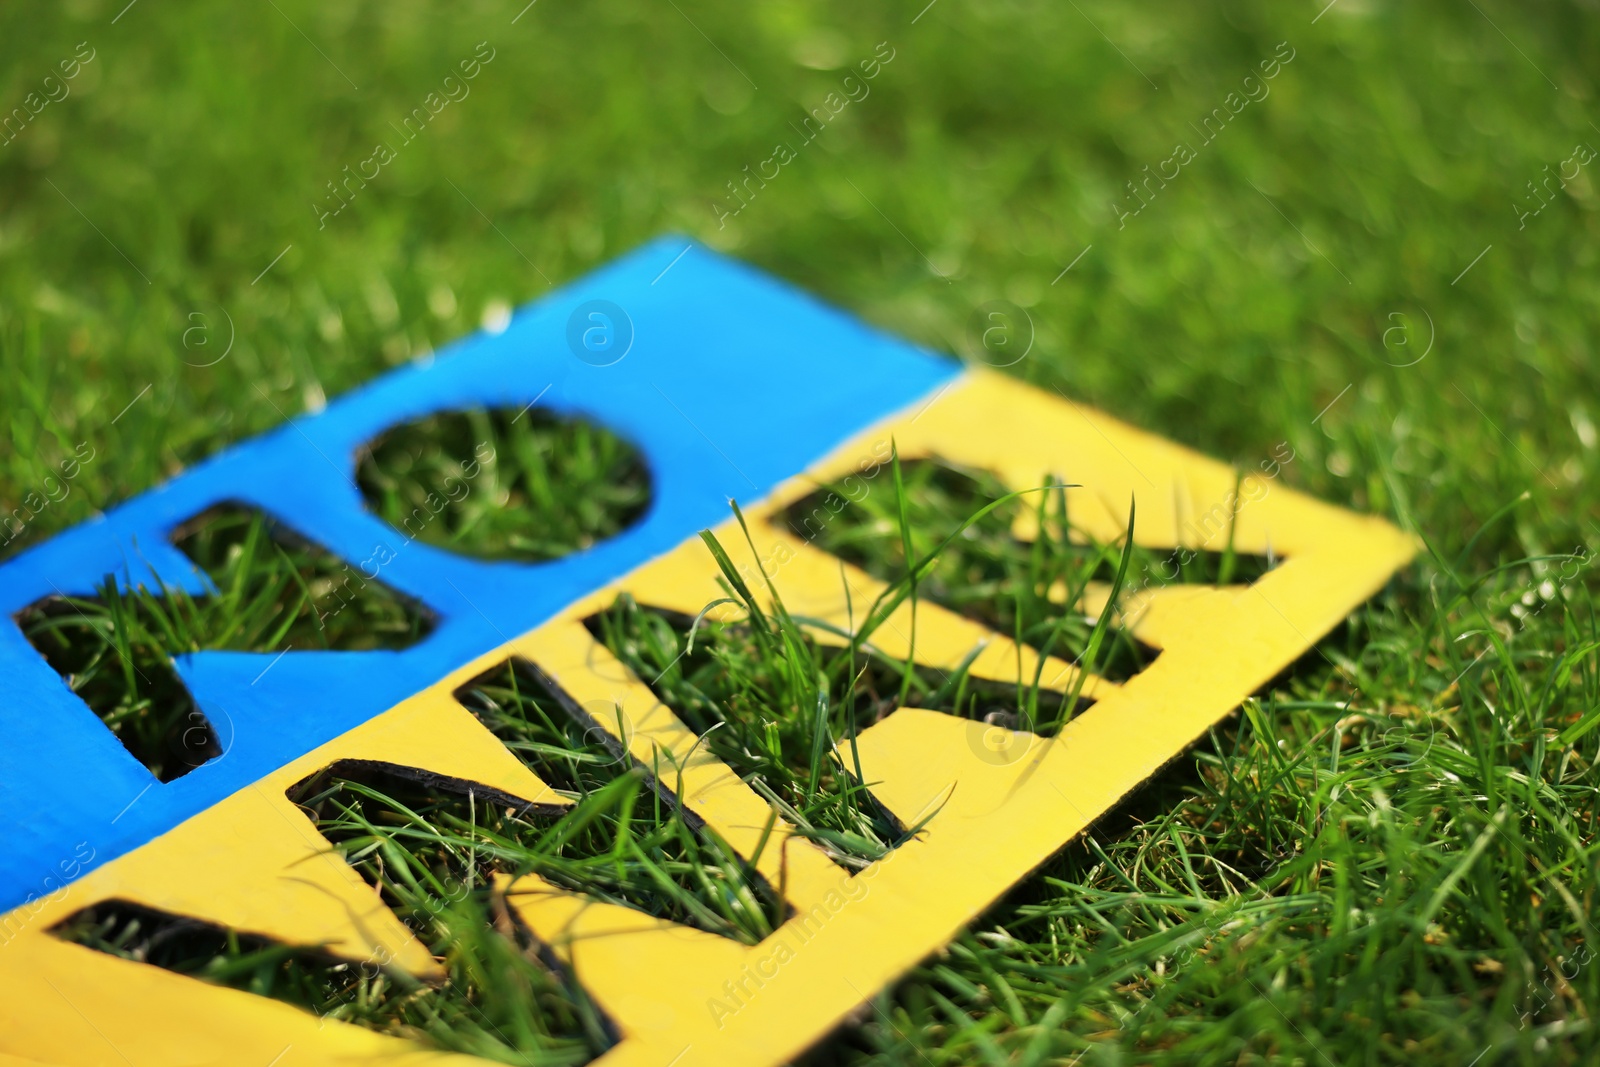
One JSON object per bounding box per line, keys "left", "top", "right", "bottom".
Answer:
{"left": 0, "top": 239, "right": 1412, "bottom": 1067}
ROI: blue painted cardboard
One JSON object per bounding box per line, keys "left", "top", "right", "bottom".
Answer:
{"left": 0, "top": 237, "right": 958, "bottom": 914}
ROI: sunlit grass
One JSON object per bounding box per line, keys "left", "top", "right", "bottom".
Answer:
{"left": 10, "top": 0, "right": 1600, "bottom": 1061}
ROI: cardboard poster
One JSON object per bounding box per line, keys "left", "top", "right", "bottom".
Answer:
{"left": 0, "top": 239, "right": 1411, "bottom": 1066}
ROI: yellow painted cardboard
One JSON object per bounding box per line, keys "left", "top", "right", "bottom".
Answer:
{"left": 0, "top": 370, "right": 1413, "bottom": 1066}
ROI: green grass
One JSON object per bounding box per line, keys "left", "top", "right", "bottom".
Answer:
{"left": 9, "top": 0, "right": 1600, "bottom": 1063}
{"left": 18, "top": 505, "right": 432, "bottom": 780}
{"left": 355, "top": 408, "right": 651, "bottom": 562}
{"left": 585, "top": 477, "right": 1130, "bottom": 871}
{"left": 57, "top": 658, "right": 793, "bottom": 1066}
{"left": 783, "top": 456, "right": 1273, "bottom": 682}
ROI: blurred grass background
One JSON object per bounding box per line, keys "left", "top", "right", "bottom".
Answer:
{"left": 1, "top": 0, "right": 1595, "bottom": 550}
{"left": 4, "top": 0, "right": 1600, "bottom": 1063}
